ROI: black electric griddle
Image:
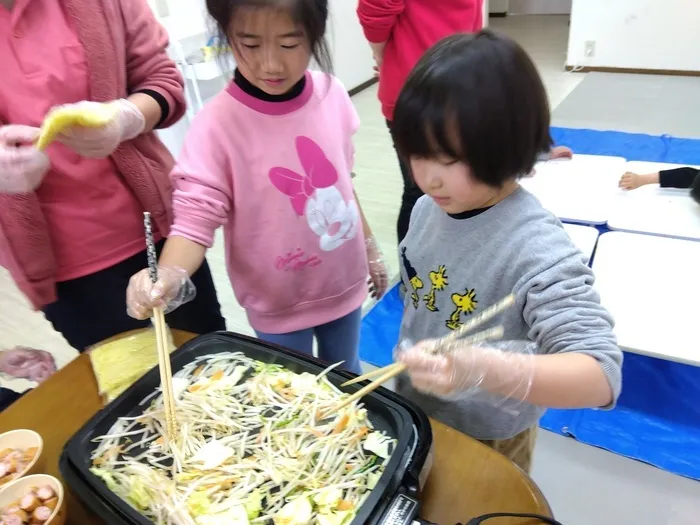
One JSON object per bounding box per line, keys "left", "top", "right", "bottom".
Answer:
{"left": 60, "top": 332, "right": 433, "bottom": 525}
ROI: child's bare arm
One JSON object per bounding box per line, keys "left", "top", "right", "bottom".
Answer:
{"left": 159, "top": 235, "right": 207, "bottom": 276}
{"left": 619, "top": 171, "right": 659, "bottom": 190}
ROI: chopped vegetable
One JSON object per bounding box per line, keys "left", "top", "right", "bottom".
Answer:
{"left": 89, "top": 353, "right": 396, "bottom": 525}
{"left": 274, "top": 496, "right": 313, "bottom": 525}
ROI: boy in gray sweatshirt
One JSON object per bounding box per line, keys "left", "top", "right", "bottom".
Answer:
{"left": 391, "top": 31, "right": 623, "bottom": 472}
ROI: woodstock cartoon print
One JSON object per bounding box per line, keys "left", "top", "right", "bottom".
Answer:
{"left": 269, "top": 136, "right": 359, "bottom": 252}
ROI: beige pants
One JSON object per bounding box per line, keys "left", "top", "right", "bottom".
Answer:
{"left": 479, "top": 426, "right": 538, "bottom": 473}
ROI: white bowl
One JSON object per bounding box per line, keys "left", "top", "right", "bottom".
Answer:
{"left": 0, "top": 429, "right": 43, "bottom": 485}
{"left": 0, "top": 474, "right": 66, "bottom": 524}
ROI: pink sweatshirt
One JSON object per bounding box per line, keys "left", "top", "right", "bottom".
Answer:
{"left": 0, "top": 0, "right": 185, "bottom": 309}
{"left": 170, "top": 72, "right": 369, "bottom": 333}
{"left": 357, "top": 0, "right": 483, "bottom": 120}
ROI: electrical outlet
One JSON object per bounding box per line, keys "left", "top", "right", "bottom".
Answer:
{"left": 584, "top": 40, "right": 596, "bottom": 58}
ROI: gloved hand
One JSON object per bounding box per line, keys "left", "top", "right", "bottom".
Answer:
{"left": 56, "top": 99, "right": 146, "bottom": 158}
{"left": 365, "top": 235, "right": 389, "bottom": 299}
{"left": 396, "top": 339, "right": 536, "bottom": 401}
{"left": 126, "top": 266, "right": 197, "bottom": 320}
{"left": 0, "top": 125, "right": 50, "bottom": 194}
{"left": 0, "top": 348, "right": 57, "bottom": 383}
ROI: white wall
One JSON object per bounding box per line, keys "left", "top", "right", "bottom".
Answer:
{"left": 327, "top": 1, "right": 374, "bottom": 90}
{"left": 150, "top": 0, "right": 373, "bottom": 91}
{"left": 489, "top": 0, "right": 509, "bottom": 13}
{"left": 567, "top": 0, "right": 700, "bottom": 71}
{"left": 509, "top": 0, "right": 570, "bottom": 15}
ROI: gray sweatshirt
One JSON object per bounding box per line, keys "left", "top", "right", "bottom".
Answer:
{"left": 396, "top": 188, "right": 623, "bottom": 440}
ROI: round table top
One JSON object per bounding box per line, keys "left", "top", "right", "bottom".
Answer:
{"left": 0, "top": 329, "right": 551, "bottom": 525}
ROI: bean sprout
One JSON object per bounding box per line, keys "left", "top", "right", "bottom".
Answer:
{"left": 89, "top": 352, "right": 395, "bottom": 525}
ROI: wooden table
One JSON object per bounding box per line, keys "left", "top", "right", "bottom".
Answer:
{"left": 0, "top": 331, "right": 551, "bottom": 524}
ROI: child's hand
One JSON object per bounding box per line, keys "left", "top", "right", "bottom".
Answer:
{"left": 126, "top": 266, "right": 196, "bottom": 320}
{"left": 365, "top": 236, "right": 389, "bottom": 299}
{"left": 55, "top": 99, "right": 145, "bottom": 158}
{"left": 396, "top": 339, "right": 535, "bottom": 400}
{"left": 549, "top": 145, "right": 573, "bottom": 160}
{"left": 619, "top": 172, "right": 643, "bottom": 190}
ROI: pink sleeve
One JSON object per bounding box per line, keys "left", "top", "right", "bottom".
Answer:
{"left": 119, "top": 0, "right": 186, "bottom": 127}
{"left": 169, "top": 110, "right": 233, "bottom": 248}
{"left": 357, "top": 0, "right": 405, "bottom": 43}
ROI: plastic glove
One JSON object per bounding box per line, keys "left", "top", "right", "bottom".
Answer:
{"left": 0, "top": 348, "right": 57, "bottom": 383}
{"left": 365, "top": 235, "right": 388, "bottom": 299}
{"left": 55, "top": 99, "right": 145, "bottom": 158}
{"left": 0, "top": 125, "right": 50, "bottom": 194}
{"left": 126, "top": 266, "right": 196, "bottom": 320}
{"left": 396, "top": 339, "right": 536, "bottom": 401}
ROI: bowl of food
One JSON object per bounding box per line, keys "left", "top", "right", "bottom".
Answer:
{"left": 0, "top": 474, "right": 66, "bottom": 525}
{"left": 0, "top": 430, "right": 43, "bottom": 486}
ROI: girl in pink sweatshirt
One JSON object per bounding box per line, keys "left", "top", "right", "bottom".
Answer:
{"left": 126, "top": 0, "right": 388, "bottom": 373}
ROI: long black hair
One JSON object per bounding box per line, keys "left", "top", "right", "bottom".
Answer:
{"left": 393, "top": 30, "right": 553, "bottom": 187}
{"left": 206, "top": 0, "right": 333, "bottom": 74}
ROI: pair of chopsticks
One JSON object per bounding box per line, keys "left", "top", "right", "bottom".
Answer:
{"left": 329, "top": 294, "right": 516, "bottom": 414}
{"left": 144, "top": 213, "right": 177, "bottom": 441}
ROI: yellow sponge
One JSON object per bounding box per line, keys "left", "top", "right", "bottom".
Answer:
{"left": 90, "top": 327, "right": 175, "bottom": 403}
{"left": 36, "top": 102, "right": 118, "bottom": 151}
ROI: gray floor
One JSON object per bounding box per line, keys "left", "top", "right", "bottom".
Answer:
{"left": 553, "top": 72, "right": 700, "bottom": 139}
{"left": 1, "top": 14, "right": 699, "bottom": 525}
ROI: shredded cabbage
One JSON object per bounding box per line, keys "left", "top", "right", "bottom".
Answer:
{"left": 89, "top": 353, "right": 396, "bottom": 525}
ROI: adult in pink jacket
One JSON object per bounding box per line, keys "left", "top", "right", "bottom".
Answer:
{"left": 357, "top": 0, "right": 483, "bottom": 243}
{"left": 0, "top": 0, "right": 225, "bottom": 352}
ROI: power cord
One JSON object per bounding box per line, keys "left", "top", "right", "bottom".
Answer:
{"left": 461, "top": 512, "right": 564, "bottom": 525}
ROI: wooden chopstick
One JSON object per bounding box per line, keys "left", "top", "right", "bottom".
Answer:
{"left": 341, "top": 294, "right": 515, "bottom": 388}
{"left": 330, "top": 324, "right": 505, "bottom": 415}
{"left": 330, "top": 294, "right": 516, "bottom": 414}
{"left": 341, "top": 363, "right": 403, "bottom": 387}
{"left": 154, "top": 308, "right": 177, "bottom": 439}
{"left": 330, "top": 363, "right": 408, "bottom": 416}
{"left": 144, "top": 212, "right": 177, "bottom": 441}
{"left": 435, "top": 294, "right": 514, "bottom": 347}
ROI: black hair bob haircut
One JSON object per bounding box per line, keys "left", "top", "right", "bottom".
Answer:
{"left": 206, "top": 0, "right": 333, "bottom": 74}
{"left": 393, "top": 30, "right": 553, "bottom": 188}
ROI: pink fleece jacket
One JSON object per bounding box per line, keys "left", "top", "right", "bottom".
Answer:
{"left": 0, "top": 0, "right": 185, "bottom": 310}
{"left": 357, "top": 0, "right": 483, "bottom": 121}
{"left": 170, "top": 72, "right": 369, "bottom": 333}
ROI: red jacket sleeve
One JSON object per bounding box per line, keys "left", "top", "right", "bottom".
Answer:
{"left": 357, "top": 0, "right": 405, "bottom": 43}
{"left": 119, "top": 0, "right": 186, "bottom": 128}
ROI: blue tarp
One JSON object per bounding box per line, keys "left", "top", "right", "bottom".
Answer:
{"left": 359, "top": 128, "right": 700, "bottom": 480}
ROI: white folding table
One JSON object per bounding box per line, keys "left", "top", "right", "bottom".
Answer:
{"left": 592, "top": 231, "right": 700, "bottom": 366}
{"left": 520, "top": 154, "right": 627, "bottom": 225}
{"left": 607, "top": 161, "right": 700, "bottom": 241}
{"left": 562, "top": 223, "right": 599, "bottom": 264}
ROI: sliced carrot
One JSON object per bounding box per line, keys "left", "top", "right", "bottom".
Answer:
{"left": 307, "top": 426, "right": 325, "bottom": 438}
{"left": 155, "top": 437, "right": 164, "bottom": 446}
{"left": 337, "top": 500, "right": 354, "bottom": 511}
{"left": 193, "top": 365, "right": 205, "bottom": 377}
{"left": 188, "top": 384, "right": 203, "bottom": 393}
{"left": 211, "top": 370, "right": 224, "bottom": 381}
{"left": 332, "top": 414, "right": 349, "bottom": 434}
